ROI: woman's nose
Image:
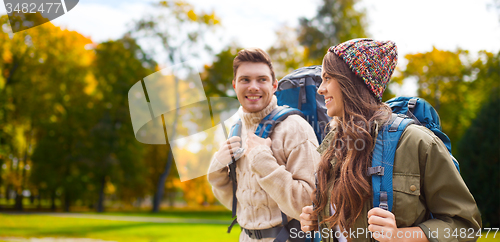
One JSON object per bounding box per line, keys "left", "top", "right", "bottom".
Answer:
{"left": 317, "top": 83, "right": 326, "bottom": 95}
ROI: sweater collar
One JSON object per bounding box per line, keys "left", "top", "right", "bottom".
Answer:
{"left": 238, "top": 95, "right": 278, "bottom": 130}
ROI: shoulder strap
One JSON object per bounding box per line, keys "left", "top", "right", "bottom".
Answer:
{"left": 256, "top": 107, "right": 306, "bottom": 242}
{"left": 227, "top": 120, "right": 241, "bottom": 233}
{"left": 255, "top": 106, "right": 305, "bottom": 139}
{"left": 227, "top": 107, "right": 306, "bottom": 240}
{"left": 370, "top": 114, "right": 414, "bottom": 212}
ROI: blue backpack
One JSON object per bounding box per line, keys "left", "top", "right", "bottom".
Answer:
{"left": 275, "top": 65, "right": 332, "bottom": 144}
{"left": 371, "top": 97, "right": 460, "bottom": 211}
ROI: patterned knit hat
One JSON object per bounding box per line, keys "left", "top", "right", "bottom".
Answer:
{"left": 328, "top": 38, "right": 397, "bottom": 101}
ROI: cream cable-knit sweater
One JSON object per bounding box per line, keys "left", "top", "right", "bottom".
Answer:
{"left": 208, "top": 96, "right": 320, "bottom": 241}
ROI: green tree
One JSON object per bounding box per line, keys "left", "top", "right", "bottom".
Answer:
{"left": 88, "top": 36, "right": 157, "bottom": 212}
{"left": 267, "top": 25, "right": 307, "bottom": 79}
{"left": 456, "top": 88, "right": 500, "bottom": 228}
{"left": 297, "top": 0, "right": 368, "bottom": 64}
{"left": 394, "top": 48, "right": 484, "bottom": 149}
{"left": 201, "top": 45, "right": 239, "bottom": 98}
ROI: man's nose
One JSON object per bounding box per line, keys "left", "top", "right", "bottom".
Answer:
{"left": 248, "top": 80, "right": 260, "bottom": 91}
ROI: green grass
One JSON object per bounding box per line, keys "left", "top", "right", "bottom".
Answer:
{"left": 1, "top": 213, "right": 498, "bottom": 242}
{"left": 82, "top": 209, "right": 234, "bottom": 221}
{"left": 479, "top": 231, "right": 500, "bottom": 242}
{"left": 0, "top": 213, "right": 241, "bottom": 242}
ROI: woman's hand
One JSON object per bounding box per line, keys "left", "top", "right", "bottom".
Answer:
{"left": 300, "top": 205, "right": 318, "bottom": 232}
{"left": 367, "top": 207, "right": 399, "bottom": 241}
{"left": 246, "top": 132, "right": 271, "bottom": 154}
{"left": 367, "top": 208, "right": 428, "bottom": 242}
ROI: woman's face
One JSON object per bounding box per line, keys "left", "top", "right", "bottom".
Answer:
{"left": 318, "top": 69, "right": 344, "bottom": 118}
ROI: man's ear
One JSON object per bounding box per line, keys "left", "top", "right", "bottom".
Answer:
{"left": 272, "top": 79, "right": 278, "bottom": 93}
{"left": 232, "top": 79, "right": 236, "bottom": 89}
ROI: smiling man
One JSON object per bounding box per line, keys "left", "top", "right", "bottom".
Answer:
{"left": 208, "top": 48, "right": 320, "bottom": 242}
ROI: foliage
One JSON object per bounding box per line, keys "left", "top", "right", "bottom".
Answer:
{"left": 1, "top": 13, "right": 95, "bottom": 210}
{"left": 131, "top": 0, "right": 220, "bottom": 65}
{"left": 87, "top": 37, "right": 157, "bottom": 210}
{"left": 297, "top": 0, "right": 368, "bottom": 64}
{"left": 267, "top": 25, "right": 307, "bottom": 79}
{"left": 393, "top": 48, "right": 499, "bottom": 150}
{"left": 456, "top": 90, "right": 499, "bottom": 227}
{"left": 201, "top": 45, "right": 239, "bottom": 98}
{"left": 397, "top": 49, "right": 500, "bottom": 227}
{"left": 129, "top": 0, "right": 221, "bottom": 212}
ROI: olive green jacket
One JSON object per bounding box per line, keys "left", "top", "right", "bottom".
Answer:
{"left": 316, "top": 124, "right": 482, "bottom": 242}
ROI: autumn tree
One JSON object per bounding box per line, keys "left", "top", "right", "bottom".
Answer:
{"left": 129, "top": 0, "right": 221, "bottom": 212}
{"left": 0, "top": 13, "right": 97, "bottom": 210}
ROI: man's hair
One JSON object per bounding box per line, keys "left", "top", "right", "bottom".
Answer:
{"left": 233, "top": 48, "right": 276, "bottom": 83}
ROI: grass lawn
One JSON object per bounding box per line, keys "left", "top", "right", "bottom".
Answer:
{"left": 0, "top": 213, "right": 241, "bottom": 242}
{"left": 82, "top": 208, "right": 234, "bottom": 221}
{"left": 1, "top": 213, "right": 498, "bottom": 242}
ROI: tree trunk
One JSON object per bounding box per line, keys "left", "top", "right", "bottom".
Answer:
{"left": 14, "top": 192, "right": 23, "bottom": 211}
{"left": 97, "top": 175, "right": 106, "bottom": 213}
{"left": 152, "top": 149, "right": 173, "bottom": 212}
{"left": 64, "top": 192, "right": 70, "bottom": 212}
{"left": 37, "top": 193, "right": 42, "bottom": 210}
{"left": 50, "top": 190, "right": 56, "bottom": 211}
{"left": 152, "top": 76, "right": 180, "bottom": 213}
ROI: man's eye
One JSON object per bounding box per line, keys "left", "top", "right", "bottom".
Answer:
{"left": 260, "top": 78, "right": 267, "bottom": 82}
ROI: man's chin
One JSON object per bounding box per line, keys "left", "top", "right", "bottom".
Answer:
{"left": 242, "top": 104, "right": 265, "bottom": 113}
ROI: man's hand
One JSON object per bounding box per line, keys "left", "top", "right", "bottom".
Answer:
{"left": 214, "top": 136, "right": 242, "bottom": 166}
{"left": 246, "top": 132, "right": 271, "bottom": 154}
{"left": 300, "top": 205, "right": 318, "bottom": 232}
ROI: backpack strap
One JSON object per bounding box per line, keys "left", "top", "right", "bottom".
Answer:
{"left": 405, "top": 98, "right": 422, "bottom": 126}
{"left": 256, "top": 106, "right": 305, "bottom": 138}
{"left": 227, "top": 107, "right": 306, "bottom": 241}
{"left": 258, "top": 106, "right": 306, "bottom": 242}
{"left": 370, "top": 114, "right": 414, "bottom": 211}
{"left": 227, "top": 120, "right": 242, "bottom": 233}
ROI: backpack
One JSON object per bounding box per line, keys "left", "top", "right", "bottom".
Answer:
{"left": 370, "top": 97, "right": 460, "bottom": 211}
{"left": 275, "top": 65, "right": 332, "bottom": 144}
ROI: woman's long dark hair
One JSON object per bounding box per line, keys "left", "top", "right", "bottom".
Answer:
{"left": 312, "top": 52, "right": 392, "bottom": 234}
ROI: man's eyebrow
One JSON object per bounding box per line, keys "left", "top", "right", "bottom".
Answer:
{"left": 238, "top": 75, "right": 269, "bottom": 78}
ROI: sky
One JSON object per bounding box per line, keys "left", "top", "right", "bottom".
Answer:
{"left": 1, "top": 0, "right": 499, "bottom": 94}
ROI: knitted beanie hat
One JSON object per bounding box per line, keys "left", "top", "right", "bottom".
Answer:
{"left": 328, "top": 38, "right": 398, "bottom": 101}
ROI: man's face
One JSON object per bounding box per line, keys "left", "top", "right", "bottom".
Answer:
{"left": 232, "top": 62, "right": 278, "bottom": 113}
